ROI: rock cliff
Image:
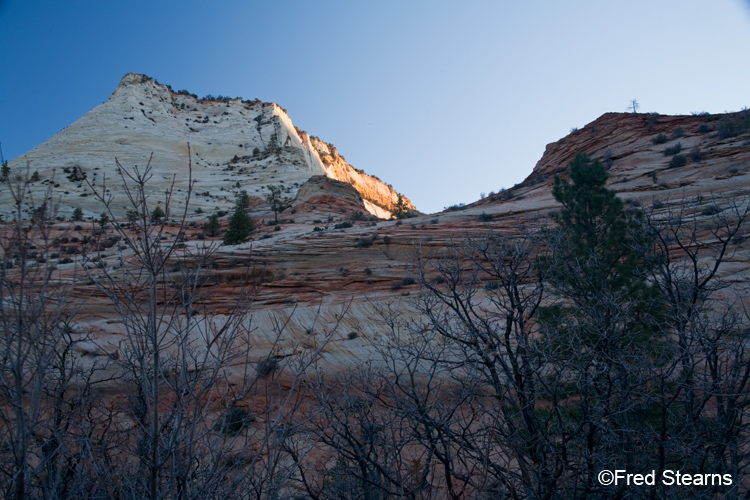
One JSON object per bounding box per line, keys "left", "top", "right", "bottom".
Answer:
{"left": 306, "top": 137, "right": 415, "bottom": 219}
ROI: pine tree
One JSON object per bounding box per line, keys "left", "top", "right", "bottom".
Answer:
{"left": 550, "top": 152, "right": 640, "bottom": 289}
{"left": 0, "top": 162, "right": 9, "bottom": 182}
{"left": 392, "top": 194, "right": 408, "bottom": 220}
{"left": 204, "top": 213, "right": 220, "bottom": 237}
{"left": 541, "top": 152, "right": 663, "bottom": 358}
{"left": 264, "top": 185, "right": 291, "bottom": 224}
{"left": 150, "top": 205, "right": 165, "bottom": 224}
{"left": 71, "top": 207, "right": 84, "bottom": 221}
{"left": 126, "top": 209, "right": 139, "bottom": 226}
{"left": 236, "top": 190, "right": 251, "bottom": 211}
{"left": 223, "top": 208, "right": 254, "bottom": 245}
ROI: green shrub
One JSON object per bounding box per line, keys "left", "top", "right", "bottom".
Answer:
{"left": 66, "top": 165, "right": 86, "bottom": 182}
{"left": 669, "top": 155, "right": 687, "bottom": 168}
{"left": 663, "top": 143, "right": 683, "bottom": 156}
{"left": 444, "top": 203, "right": 467, "bottom": 211}
{"left": 689, "top": 146, "right": 705, "bottom": 162}
{"left": 652, "top": 134, "right": 668, "bottom": 145}
{"left": 716, "top": 116, "right": 749, "bottom": 139}
{"left": 391, "top": 276, "right": 415, "bottom": 290}
{"left": 356, "top": 237, "right": 373, "bottom": 248}
{"left": 702, "top": 205, "right": 722, "bottom": 216}
{"left": 256, "top": 357, "right": 278, "bottom": 378}
{"left": 214, "top": 407, "right": 255, "bottom": 435}
{"left": 698, "top": 124, "right": 711, "bottom": 133}
{"left": 479, "top": 212, "right": 493, "bottom": 222}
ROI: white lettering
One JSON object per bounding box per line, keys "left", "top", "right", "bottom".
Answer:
{"left": 662, "top": 470, "right": 675, "bottom": 486}
{"left": 660, "top": 470, "right": 734, "bottom": 486}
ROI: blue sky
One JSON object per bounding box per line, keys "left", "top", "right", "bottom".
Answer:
{"left": 1, "top": 1, "right": 749, "bottom": 213}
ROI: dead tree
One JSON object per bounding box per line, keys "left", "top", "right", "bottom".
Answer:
{"left": 0, "top": 170, "right": 104, "bottom": 500}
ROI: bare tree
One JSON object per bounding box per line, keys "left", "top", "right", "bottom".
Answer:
{"left": 628, "top": 98, "right": 640, "bottom": 114}
{"left": 350, "top": 196, "right": 750, "bottom": 498}
{"left": 82, "top": 152, "right": 259, "bottom": 498}
{"left": 81, "top": 152, "right": 339, "bottom": 499}
{"left": 0, "top": 169, "right": 105, "bottom": 500}
{"left": 639, "top": 196, "right": 750, "bottom": 500}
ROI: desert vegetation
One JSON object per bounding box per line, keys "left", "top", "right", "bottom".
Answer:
{"left": 1, "top": 151, "right": 749, "bottom": 499}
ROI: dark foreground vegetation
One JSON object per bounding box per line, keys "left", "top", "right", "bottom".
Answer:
{"left": 1, "top": 153, "right": 749, "bottom": 499}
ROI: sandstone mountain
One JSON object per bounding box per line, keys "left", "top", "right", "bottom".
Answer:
{"left": 2, "top": 73, "right": 414, "bottom": 221}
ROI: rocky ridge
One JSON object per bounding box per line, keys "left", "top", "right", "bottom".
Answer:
{"left": 3, "top": 73, "right": 414, "bottom": 221}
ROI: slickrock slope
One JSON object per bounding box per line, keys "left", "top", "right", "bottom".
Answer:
{"left": 472, "top": 111, "right": 750, "bottom": 213}
{"left": 5, "top": 109, "right": 750, "bottom": 374}
{"left": 3, "top": 73, "right": 412, "bottom": 220}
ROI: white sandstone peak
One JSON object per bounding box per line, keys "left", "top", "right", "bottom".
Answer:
{"left": 3, "top": 73, "right": 411, "bottom": 221}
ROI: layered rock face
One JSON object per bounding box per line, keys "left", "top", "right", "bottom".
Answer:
{"left": 469, "top": 110, "right": 750, "bottom": 216}
{"left": 4, "top": 106, "right": 750, "bottom": 373}
{"left": 3, "top": 73, "right": 412, "bottom": 220}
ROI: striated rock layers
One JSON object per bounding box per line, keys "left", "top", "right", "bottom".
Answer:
{"left": 3, "top": 73, "right": 414, "bottom": 220}
{"left": 4, "top": 106, "right": 750, "bottom": 375}
{"left": 469, "top": 110, "right": 750, "bottom": 215}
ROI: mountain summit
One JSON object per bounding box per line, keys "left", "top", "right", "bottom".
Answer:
{"left": 4, "top": 73, "right": 414, "bottom": 220}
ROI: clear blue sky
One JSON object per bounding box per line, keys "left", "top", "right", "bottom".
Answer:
{"left": 1, "top": 1, "right": 749, "bottom": 213}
